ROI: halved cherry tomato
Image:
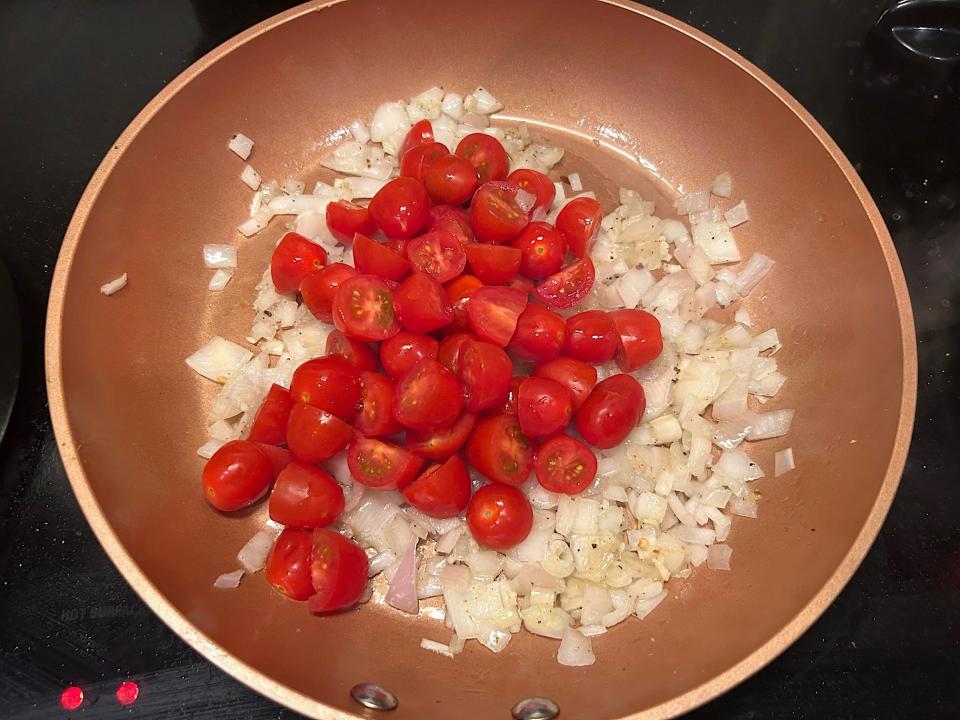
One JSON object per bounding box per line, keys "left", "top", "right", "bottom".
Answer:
{"left": 564, "top": 310, "right": 619, "bottom": 364}
{"left": 309, "top": 529, "right": 369, "bottom": 613}
{"left": 423, "top": 153, "right": 479, "bottom": 205}
{"left": 555, "top": 196, "right": 602, "bottom": 257}
{"left": 444, "top": 274, "right": 483, "bottom": 332}
{"left": 332, "top": 275, "right": 401, "bottom": 342}
{"left": 325, "top": 200, "right": 376, "bottom": 244}
{"left": 466, "top": 286, "right": 528, "bottom": 347}
{"left": 575, "top": 374, "right": 645, "bottom": 449}
{"left": 456, "top": 133, "right": 509, "bottom": 183}
{"left": 511, "top": 222, "right": 566, "bottom": 280}
{"left": 402, "top": 455, "right": 472, "bottom": 518}
{"left": 534, "top": 257, "right": 595, "bottom": 309}
{"left": 533, "top": 357, "right": 597, "bottom": 411}
{"left": 407, "top": 230, "right": 467, "bottom": 283}
{"left": 271, "top": 232, "right": 328, "bottom": 294}
{"left": 535, "top": 435, "right": 597, "bottom": 495}
{"left": 405, "top": 412, "right": 477, "bottom": 459}
{"left": 368, "top": 177, "right": 430, "bottom": 239}
{"left": 202, "top": 440, "right": 274, "bottom": 512}
{"left": 269, "top": 461, "right": 344, "bottom": 528}
{"left": 609, "top": 308, "right": 664, "bottom": 371}
{"left": 347, "top": 437, "right": 423, "bottom": 490}
{"left": 458, "top": 339, "right": 513, "bottom": 412}
{"left": 508, "top": 304, "right": 565, "bottom": 362}
{"left": 502, "top": 376, "right": 524, "bottom": 415}
{"left": 352, "top": 233, "right": 410, "bottom": 282}
{"left": 266, "top": 529, "right": 314, "bottom": 601}
{"left": 286, "top": 402, "right": 353, "bottom": 463}
{"left": 505, "top": 275, "right": 535, "bottom": 295}
{"left": 467, "top": 483, "right": 533, "bottom": 550}
{"left": 507, "top": 168, "right": 556, "bottom": 213}
{"left": 325, "top": 330, "right": 379, "bottom": 372}
{"left": 301, "top": 263, "right": 357, "bottom": 323}
{"left": 427, "top": 205, "right": 474, "bottom": 246}
{"left": 399, "top": 141, "right": 447, "bottom": 183}
{"left": 437, "top": 331, "right": 478, "bottom": 374}
{"left": 248, "top": 384, "right": 294, "bottom": 446}
{"left": 466, "top": 413, "right": 535, "bottom": 487}
{"left": 394, "top": 273, "right": 454, "bottom": 333}
{"left": 465, "top": 244, "right": 522, "bottom": 285}
{"left": 392, "top": 359, "right": 463, "bottom": 430}
{"left": 289, "top": 356, "right": 361, "bottom": 422}
{"left": 470, "top": 181, "right": 529, "bottom": 243}
{"left": 254, "top": 442, "right": 292, "bottom": 477}
{"left": 517, "top": 377, "right": 573, "bottom": 437}
{"left": 385, "top": 237, "right": 409, "bottom": 259}
{"left": 399, "top": 119, "right": 435, "bottom": 158}
{"left": 356, "top": 371, "right": 403, "bottom": 437}
{"left": 379, "top": 330, "right": 439, "bottom": 380}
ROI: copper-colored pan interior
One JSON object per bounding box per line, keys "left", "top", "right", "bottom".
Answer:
{"left": 46, "top": 1, "right": 916, "bottom": 718}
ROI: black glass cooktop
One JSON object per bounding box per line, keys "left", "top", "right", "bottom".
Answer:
{"left": 1, "top": 1, "right": 957, "bottom": 718}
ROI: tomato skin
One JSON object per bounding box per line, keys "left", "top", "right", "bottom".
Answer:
{"left": 437, "top": 332, "right": 478, "bottom": 374}
{"left": 444, "top": 274, "right": 483, "bottom": 333}
{"left": 301, "top": 263, "right": 357, "bottom": 323}
{"left": 423, "top": 153, "right": 479, "bottom": 205}
{"left": 309, "top": 529, "right": 369, "bottom": 613}
{"left": 457, "top": 340, "right": 513, "bottom": 413}
{"left": 325, "top": 330, "right": 380, "bottom": 372}
{"left": 456, "top": 133, "right": 509, "bottom": 183}
{"left": 405, "top": 412, "right": 477, "bottom": 459}
{"left": 534, "top": 257, "right": 596, "bottom": 309}
{"left": 467, "top": 484, "right": 533, "bottom": 550}
{"left": 269, "top": 461, "right": 344, "bottom": 528}
{"left": 385, "top": 237, "right": 409, "bottom": 259}
{"left": 352, "top": 233, "right": 410, "bottom": 283}
{"left": 254, "top": 442, "right": 292, "bottom": 477}
{"left": 502, "top": 376, "right": 524, "bottom": 415}
{"left": 470, "top": 181, "right": 530, "bottom": 243}
{"left": 507, "top": 168, "right": 556, "bottom": 213}
{"left": 535, "top": 435, "right": 597, "bottom": 495}
{"left": 325, "top": 200, "right": 376, "bottom": 244}
{"left": 394, "top": 273, "right": 454, "bottom": 333}
{"left": 407, "top": 230, "right": 467, "bottom": 283}
{"left": 609, "top": 309, "right": 664, "bottom": 371}
{"left": 399, "top": 119, "right": 435, "bottom": 158}
{"left": 464, "top": 244, "right": 522, "bottom": 285}
{"left": 392, "top": 359, "right": 464, "bottom": 430}
{"left": 356, "top": 371, "right": 403, "bottom": 437}
{"left": 399, "top": 141, "right": 447, "bottom": 183}
{"left": 508, "top": 304, "right": 565, "bottom": 363}
{"left": 248, "top": 384, "right": 294, "bottom": 446}
{"left": 266, "top": 529, "right": 315, "bottom": 601}
{"left": 575, "top": 374, "right": 646, "bottom": 449}
{"left": 271, "top": 232, "right": 328, "bottom": 294}
{"left": 466, "top": 413, "right": 536, "bottom": 487}
{"left": 533, "top": 357, "right": 597, "bottom": 412}
{"left": 289, "top": 356, "right": 361, "bottom": 422}
{"left": 332, "top": 275, "right": 402, "bottom": 342}
{"left": 556, "top": 197, "right": 603, "bottom": 257}
{"left": 202, "top": 440, "right": 274, "bottom": 512}
{"left": 466, "top": 286, "right": 528, "bottom": 347}
{"left": 511, "top": 222, "right": 566, "bottom": 280}
{"left": 564, "top": 310, "right": 619, "bottom": 364}
{"left": 347, "top": 437, "right": 424, "bottom": 490}
{"left": 369, "top": 177, "right": 431, "bottom": 239}
{"left": 403, "top": 455, "right": 472, "bottom": 518}
{"left": 379, "top": 330, "right": 439, "bottom": 380}
{"left": 517, "top": 377, "right": 573, "bottom": 437}
{"left": 286, "top": 402, "right": 354, "bottom": 463}
{"left": 427, "top": 205, "right": 474, "bottom": 246}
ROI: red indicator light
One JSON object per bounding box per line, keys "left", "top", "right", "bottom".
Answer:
{"left": 115, "top": 680, "right": 139, "bottom": 706}
{"left": 60, "top": 686, "right": 84, "bottom": 711}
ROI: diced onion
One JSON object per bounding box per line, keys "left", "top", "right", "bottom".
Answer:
{"left": 208, "top": 269, "right": 233, "bottom": 292}
{"left": 185, "top": 336, "right": 253, "bottom": 383}
{"left": 724, "top": 200, "right": 750, "bottom": 227}
{"left": 420, "top": 638, "right": 454, "bottom": 658}
{"left": 282, "top": 177, "right": 306, "bottom": 195}
{"left": 568, "top": 172, "right": 583, "bottom": 192}
{"left": 711, "top": 172, "right": 732, "bottom": 198}
{"left": 673, "top": 189, "right": 710, "bottom": 215}
{"left": 746, "top": 409, "right": 795, "bottom": 440}
{"left": 557, "top": 627, "right": 595, "bottom": 667}
{"left": 203, "top": 244, "right": 237, "bottom": 270}
{"left": 348, "top": 119, "right": 370, "bottom": 144}
{"left": 197, "top": 438, "right": 226, "bottom": 458}
{"left": 775, "top": 447, "right": 796, "bottom": 477}
{"left": 385, "top": 539, "right": 419, "bottom": 615}
{"left": 214, "top": 569, "right": 244, "bottom": 589}
{"left": 240, "top": 165, "right": 261, "bottom": 190}
{"left": 734, "top": 253, "right": 775, "bottom": 296}
{"left": 228, "top": 133, "right": 253, "bottom": 160}
{"left": 707, "top": 543, "right": 732, "bottom": 571}
{"left": 99, "top": 273, "right": 128, "bottom": 296}
{"left": 237, "top": 528, "right": 276, "bottom": 573}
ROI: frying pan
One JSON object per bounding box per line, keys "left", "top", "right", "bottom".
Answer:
{"left": 45, "top": 1, "right": 917, "bottom": 718}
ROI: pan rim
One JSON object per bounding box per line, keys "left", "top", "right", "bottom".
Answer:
{"left": 44, "top": 1, "right": 918, "bottom": 718}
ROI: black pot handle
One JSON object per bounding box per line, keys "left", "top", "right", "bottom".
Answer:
{"left": 874, "top": 0, "right": 960, "bottom": 65}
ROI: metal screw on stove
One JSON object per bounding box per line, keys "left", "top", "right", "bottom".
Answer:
{"left": 350, "top": 683, "right": 398, "bottom": 711}
{"left": 511, "top": 696, "right": 560, "bottom": 720}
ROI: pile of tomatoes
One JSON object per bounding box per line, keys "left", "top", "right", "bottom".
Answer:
{"left": 201, "top": 120, "right": 663, "bottom": 613}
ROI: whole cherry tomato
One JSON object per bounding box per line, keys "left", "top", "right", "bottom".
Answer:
{"left": 511, "top": 222, "right": 566, "bottom": 280}
{"left": 402, "top": 455, "right": 472, "bottom": 518}
{"left": 265, "top": 528, "right": 315, "bottom": 601}
{"left": 555, "top": 196, "right": 602, "bottom": 257}
{"left": 248, "top": 384, "right": 294, "bottom": 446}
{"left": 470, "top": 181, "right": 529, "bottom": 243}
{"left": 269, "top": 461, "right": 344, "bottom": 528}
{"left": 466, "top": 413, "right": 535, "bottom": 487}
{"left": 289, "top": 356, "right": 361, "bottom": 422}
{"left": 368, "top": 177, "right": 430, "bottom": 239}
{"left": 325, "top": 200, "right": 375, "bottom": 244}
{"left": 286, "top": 402, "right": 353, "bottom": 463}
{"left": 564, "top": 310, "right": 619, "bottom": 364}
{"left": 202, "top": 440, "right": 274, "bottom": 512}
{"left": 347, "top": 437, "right": 423, "bottom": 490}
{"left": 517, "top": 377, "right": 573, "bottom": 437}
{"left": 301, "top": 263, "right": 356, "bottom": 323}
{"left": 308, "top": 529, "right": 369, "bottom": 613}
{"left": 609, "top": 308, "right": 663, "bottom": 371}
{"left": 271, "top": 232, "right": 328, "bottom": 294}
{"left": 575, "top": 374, "right": 645, "bottom": 449}
{"left": 467, "top": 484, "right": 533, "bottom": 550}
{"left": 379, "top": 330, "right": 439, "bottom": 380}
{"left": 508, "top": 304, "right": 565, "bottom": 362}
{"left": 423, "top": 153, "right": 479, "bottom": 205}
{"left": 456, "top": 133, "right": 509, "bottom": 183}
{"left": 535, "top": 435, "right": 597, "bottom": 495}
{"left": 332, "top": 275, "right": 402, "bottom": 342}
{"left": 392, "top": 359, "right": 463, "bottom": 430}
